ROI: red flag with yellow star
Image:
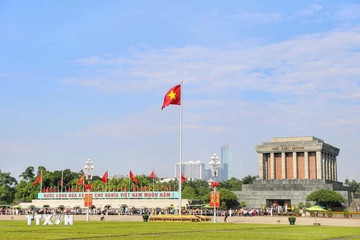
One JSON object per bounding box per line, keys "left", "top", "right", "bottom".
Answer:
{"left": 77, "top": 174, "right": 85, "bottom": 185}
{"left": 161, "top": 84, "right": 181, "bottom": 110}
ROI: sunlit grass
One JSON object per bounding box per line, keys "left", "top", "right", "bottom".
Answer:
{"left": 1, "top": 220, "right": 360, "bottom": 240}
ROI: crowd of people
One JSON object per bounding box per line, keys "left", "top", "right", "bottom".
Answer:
{"left": 2, "top": 204, "right": 358, "bottom": 218}
{"left": 0, "top": 205, "right": 293, "bottom": 217}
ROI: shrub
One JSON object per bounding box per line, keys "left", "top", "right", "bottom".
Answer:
{"left": 288, "top": 216, "right": 296, "bottom": 225}
{"left": 142, "top": 213, "right": 149, "bottom": 222}
{"left": 327, "top": 208, "right": 333, "bottom": 215}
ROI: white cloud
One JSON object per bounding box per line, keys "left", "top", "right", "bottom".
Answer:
{"left": 64, "top": 28, "right": 360, "bottom": 103}
{"left": 335, "top": 4, "right": 360, "bottom": 21}
{"left": 298, "top": 4, "right": 323, "bottom": 17}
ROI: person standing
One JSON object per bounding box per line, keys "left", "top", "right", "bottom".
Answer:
{"left": 224, "top": 210, "right": 229, "bottom": 222}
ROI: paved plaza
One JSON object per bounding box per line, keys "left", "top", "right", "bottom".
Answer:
{"left": 1, "top": 214, "right": 359, "bottom": 227}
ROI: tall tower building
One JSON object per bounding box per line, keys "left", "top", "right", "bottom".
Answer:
{"left": 221, "top": 144, "right": 232, "bottom": 179}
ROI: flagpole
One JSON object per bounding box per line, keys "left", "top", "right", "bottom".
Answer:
{"left": 178, "top": 81, "right": 183, "bottom": 215}
{"left": 40, "top": 170, "right": 43, "bottom": 193}
{"left": 128, "top": 175, "right": 130, "bottom": 192}
{"left": 60, "top": 170, "right": 63, "bottom": 200}
{"left": 105, "top": 171, "right": 108, "bottom": 192}
{"left": 61, "top": 170, "right": 63, "bottom": 193}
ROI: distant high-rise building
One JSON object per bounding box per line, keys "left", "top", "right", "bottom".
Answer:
{"left": 175, "top": 160, "right": 207, "bottom": 180}
{"left": 221, "top": 144, "right": 232, "bottom": 179}
{"left": 218, "top": 163, "right": 228, "bottom": 182}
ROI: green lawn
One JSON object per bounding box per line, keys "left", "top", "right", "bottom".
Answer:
{"left": 1, "top": 221, "right": 360, "bottom": 240}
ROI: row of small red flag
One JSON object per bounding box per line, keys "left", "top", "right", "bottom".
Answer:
{"left": 41, "top": 185, "right": 176, "bottom": 193}
{"left": 124, "top": 170, "right": 185, "bottom": 184}
{"left": 33, "top": 170, "right": 186, "bottom": 186}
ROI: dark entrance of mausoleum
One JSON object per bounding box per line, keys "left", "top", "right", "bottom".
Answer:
{"left": 266, "top": 199, "right": 291, "bottom": 208}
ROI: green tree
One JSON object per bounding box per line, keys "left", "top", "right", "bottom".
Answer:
{"left": 221, "top": 201, "right": 227, "bottom": 210}
{"left": 108, "top": 177, "right": 122, "bottom": 191}
{"left": 14, "top": 180, "right": 38, "bottom": 202}
{"left": 0, "top": 170, "right": 17, "bottom": 204}
{"left": 217, "top": 188, "right": 239, "bottom": 209}
{"left": 182, "top": 185, "right": 196, "bottom": 199}
{"left": 241, "top": 175, "right": 257, "bottom": 184}
{"left": 344, "top": 179, "right": 360, "bottom": 193}
{"left": 181, "top": 179, "right": 211, "bottom": 201}
{"left": 306, "top": 189, "right": 345, "bottom": 209}
{"left": 19, "top": 166, "right": 35, "bottom": 182}
{"left": 221, "top": 177, "right": 242, "bottom": 191}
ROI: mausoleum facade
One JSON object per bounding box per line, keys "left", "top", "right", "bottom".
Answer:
{"left": 256, "top": 136, "right": 339, "bottom": 181}
{"left": 236, "top": 137, "right": 351, "bottom": 209}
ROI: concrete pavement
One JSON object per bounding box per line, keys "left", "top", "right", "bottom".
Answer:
{"left": 0, "top": 214, "right": 359, "bottom": 227}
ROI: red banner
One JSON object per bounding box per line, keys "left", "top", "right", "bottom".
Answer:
{"left": 84, "top": 193, "right": 93, "bottom": 207}
{"left": 210, "top": 192, "right": 220, "bottom": 207}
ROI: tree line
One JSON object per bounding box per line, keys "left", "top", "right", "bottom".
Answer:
{"left": 0, "top": 166, "right": 258, "bottom": 209}
{"left": 344, "top": 178, "right": 360, "bottom": 194}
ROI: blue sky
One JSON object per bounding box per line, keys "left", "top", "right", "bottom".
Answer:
{"left": 1, "top": 1, "right": 360, "bottom": 181}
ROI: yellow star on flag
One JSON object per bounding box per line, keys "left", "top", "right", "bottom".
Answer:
{"left": 167, "top": 90, "right": 176, "bottom": 100}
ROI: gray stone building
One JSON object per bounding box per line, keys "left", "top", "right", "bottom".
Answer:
{"left": 236, "top": 137, "right": 351, "bottom": 209}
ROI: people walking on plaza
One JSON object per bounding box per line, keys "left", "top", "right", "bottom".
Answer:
{"left": 224, "top": 210, "right": 228, "bottom": 222}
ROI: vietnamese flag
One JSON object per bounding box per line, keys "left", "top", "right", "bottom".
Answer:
{"left": 32, "top": 173, "right": 42, "bottom": 186}
{"left": 181, "top": 172, "right": 186, "bottom": 183}
{"left": 161, "top": 84, "right": 181, "bottom": 110}
{"left": 101, "top": 171, "right": 108, "bottom": 184}
{"left": 77, "top": 174, "right": 85, "bottom": 185}
{"left": 130, "top": 170, "right": 138, "bottom": 184}
{"left": 149, "top": 170, "right": 155, "bottom": 179}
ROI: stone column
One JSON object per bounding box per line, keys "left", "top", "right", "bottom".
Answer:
{"left": 328, "top": 155, "right": 331, "bottom": 180}
{"left": 325, "top": 154, "right": 329, "bottom": 180}
{"left": 265, "top": 155, "right": 268, "bottom": 179}
{"left": 270, "top": 152, "right": 275, "bottom": 179}
{"left": 331, "top": 155, "right": 335, "bottom": 181}
{"left": 321, "top": 153, "right": 326, "bottom": 179}
{"left": 304, "top": 151, "right": 309, "bottom": 179}
{"left": 316, "top": 151, "right": 322, "bottom": 179}
{"left": 329, "top": 155, "right": 334, "bottom": 180}
{"left": 327, "top": 155, "right": 330, "bottom": 180}
{"left": 334, "top": 157, "right": 337, "bottom": 181}
{"left": 292, "top": 152, "right": 297, "bottom": 179}
{"left": 281, "top": 152, "right": 286, "bottom": 179}
{"left": 258, "top": 153, "right": 264, "bottom": 180}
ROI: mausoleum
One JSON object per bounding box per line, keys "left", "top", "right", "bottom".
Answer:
{"left": 236, "top": 137, "right": 351, "bottom": 209}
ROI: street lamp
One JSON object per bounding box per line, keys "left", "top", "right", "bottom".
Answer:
{"left": 209, "top": 153, "right": 221, "bottom": 223}
{"left": 84, "top": 158, "right": 94, "bottom": 181}
{"left": 83, "top": 158, "right": 94, "bottom": 221}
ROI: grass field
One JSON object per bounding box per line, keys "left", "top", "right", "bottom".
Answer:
{"left": 1, "top": 221, "right": 360, "bottom": 240}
